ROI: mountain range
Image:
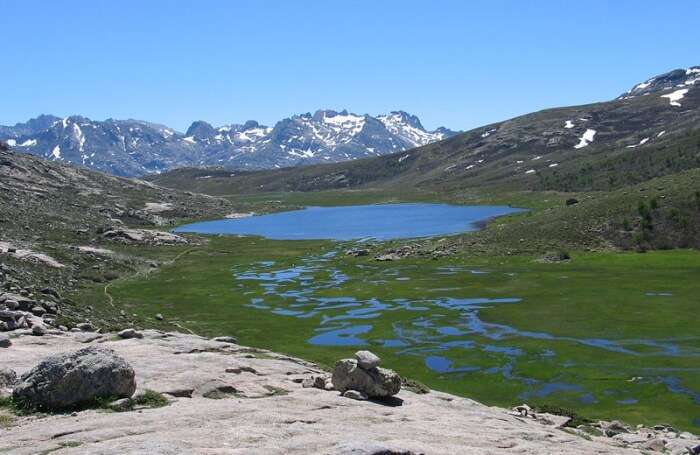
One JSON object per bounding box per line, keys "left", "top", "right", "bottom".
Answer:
{"left": 0, "top": 110, "right": 457, "bottom": 177}
{"left": 150, "top": 65, "right": 699, "bottom": 195}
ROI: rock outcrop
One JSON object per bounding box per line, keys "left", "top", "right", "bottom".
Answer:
{"left": 102, "top": 228, "right": 187, "bottom": 245}
{"left": 0, "top": 331, "right": 697, "bottom": 454}
{"left": 12, "top": 346, "right": 136, "bottom": 411}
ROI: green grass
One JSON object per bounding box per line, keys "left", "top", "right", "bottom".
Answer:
{"left": 108, "top": 390, "right": 170, "bottom": 411}
{"left": 72, "top": 234, "right": 700, "bottom": 432}
{"left": 0, "top": 413, "right": 13, "bottom": 429}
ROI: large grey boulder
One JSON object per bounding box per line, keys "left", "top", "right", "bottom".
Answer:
{"left": 332, "top": 359, "right": 401, "bottom": 399}
{"left": 12, "top": 346, "right": 136, "bottom": 411}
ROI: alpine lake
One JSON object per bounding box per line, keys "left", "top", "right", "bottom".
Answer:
{"left": 88, "top": 203, "right": 700, "bottom": 431}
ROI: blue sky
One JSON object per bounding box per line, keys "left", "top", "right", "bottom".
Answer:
{"left": 1, "top": 1, "right": 699, "bottom": 132}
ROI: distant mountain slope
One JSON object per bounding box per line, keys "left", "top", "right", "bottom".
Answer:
{"left": 147, "top": 66, "right": 700, "bottom": 195}
{"left": 0, "top": 110, "right": 457, "bottom": 176}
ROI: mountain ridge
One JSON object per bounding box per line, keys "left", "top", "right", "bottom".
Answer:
{"left": 148, "top": 65, "right": 700, "bottom": 196}
{"left": 0, "top": 110, "right": 457, "bottom": 177}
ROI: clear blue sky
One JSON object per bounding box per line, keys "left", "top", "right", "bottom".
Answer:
{"left": 1, "top": 0, "right": 699, "bottom": 132}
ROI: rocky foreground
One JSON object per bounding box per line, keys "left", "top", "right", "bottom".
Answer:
{"left": 2, "top": 331, "right": 698, "bottom": 454}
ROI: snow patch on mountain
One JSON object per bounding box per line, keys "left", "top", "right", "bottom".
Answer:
{"left": 574, "top": 129, "right": 597, "bottom": 149}
{"left": 661, "top": 88, "right": 689, "bottom": 107}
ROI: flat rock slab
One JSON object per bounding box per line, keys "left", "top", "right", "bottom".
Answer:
{"left": 0, "top": 331, "right": 652, "bottom": 454}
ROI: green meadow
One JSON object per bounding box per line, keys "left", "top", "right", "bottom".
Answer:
{"left": 82, "top": 234, "right": 700, "bottom": 431}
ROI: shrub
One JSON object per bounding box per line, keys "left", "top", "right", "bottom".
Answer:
{"left": 622, "top": 218, "right": 631, "bottom": 231}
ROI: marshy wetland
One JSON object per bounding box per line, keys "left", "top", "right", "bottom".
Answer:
{"left": 84, "top": 201, "right": 700, "bottom": 432}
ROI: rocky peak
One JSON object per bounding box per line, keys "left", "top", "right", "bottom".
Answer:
{"left": 185, "top": 121, "right": 216, "bottom": 139}
{"left": 0, "top": 114, "right": 61, "bottom": 139}
{"left": 242, "top": 120, "right": 261, "bottom": 130}
{"left": 620, "top": 65, "right": 699, "bottom": 98}
{"left": 385, "top": 110, "right": 424, "bottom": 130}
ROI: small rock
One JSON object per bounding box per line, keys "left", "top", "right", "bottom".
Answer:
{"left": 194, "top": 380, "right": 239, "bottom": 399}
{"left": 375, "top": 253, "right": 401, "bottom": 262}
{"left": 603, "top": 420, "right": 629, "bottom": 437}
{"left": 345, "top": 248, "right": 369, "bottom": 257}
{"left": 0, "top": 367, "right": 18, "bottom": 389}
{"left": 355, "top": 350, "right": 381, "bottom": 370}
{"left": 118, "top": 328, "right": 143, "bottom": 339}
{"left": 76, "top": 322, "right": 94, "bottom": 332}
{"left": 225, "top": 363, "right": 257, "bottom": 375}
{"left": 212, "top": 336, "right": 237, "bottom": 344}
{"left": 108, "top": 397, "right": 133, "bottom": 412}
{"left": 640, "top": 438, "right": 666, "bottom": 452}
{"left": 342, "top": 390, "right": 368, "bottom": 401}
{"left": 0, "top": 333, "right": 11, "bottom": 348}
{"left": 155, "top": 313, "right": 164, "bottom": 321}
{"left": 31, "top": 324, "right": 47, "bottom": 336}
{"left": 76, "top": 333, "right": 103, "bottom": 343}
{"left": 333, "top": 440, "right": 416, "bottom": 455}
{"left": 512, "top": 403, "right": 532, "bottom": 417}
{"left": 302, "top": 375, "right": 331, "bottom": 390}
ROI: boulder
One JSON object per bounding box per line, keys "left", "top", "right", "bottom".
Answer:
{"left": 30, "top": 306, "right": 46, "bottom": 317}
{"left": 12, "top": 346, "right": 136, "bottom": 411}
{"left": 346, "top": 248, "right": 369, "bottom": 257}
{"left": 76, "top": 322, "right": 94, "bottom": 332}
{"left": 355, "top": 350, "right": 381, "bottom": 370}
{"left": 40, "top": 287, "right": 61, "bottom": 299}
{"left": 118, "top": 328, "right": 143, "bottom": 339}
{"left": 0, "top": 333, "right": 10, "bottom": 347}
{"left": 0, "top": 368, "right": 17, "bottom": 389}
{"left": 332, "top": 359, "right": 401, "bottom": 399}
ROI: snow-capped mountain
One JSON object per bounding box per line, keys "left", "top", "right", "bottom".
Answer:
{"left": 0, "top": 110, "right": 457, "bottom": 176}
{"left": 619, "top": 66, "right": 700, "bottom": 99}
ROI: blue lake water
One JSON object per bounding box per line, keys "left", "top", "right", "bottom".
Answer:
{"left": 173, "top": 203, "right": 525, "bottom": 240}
